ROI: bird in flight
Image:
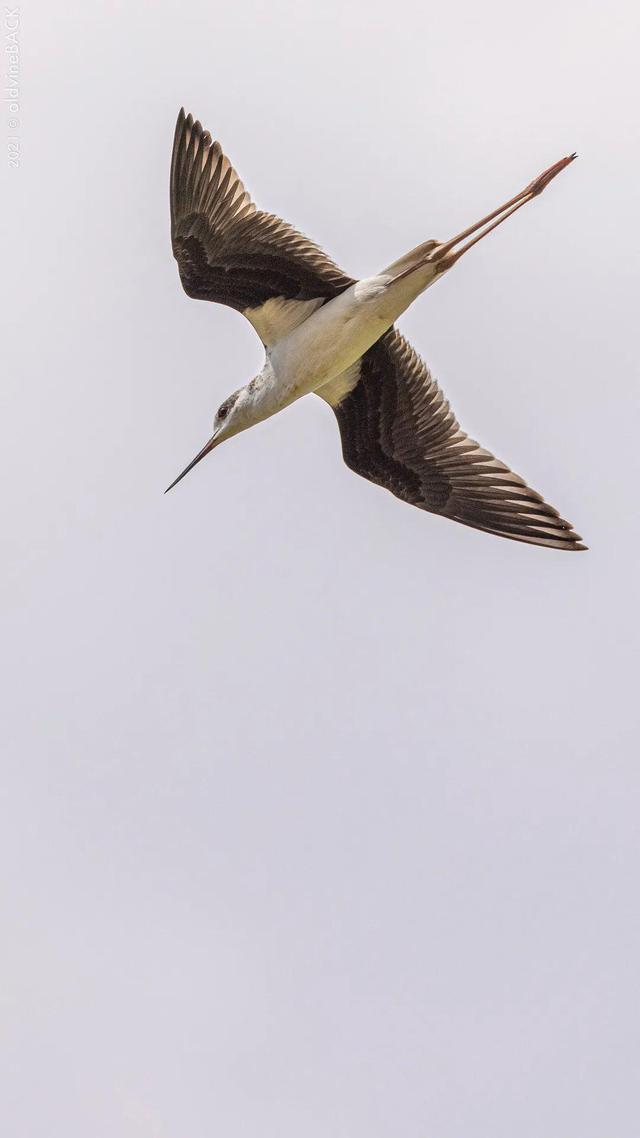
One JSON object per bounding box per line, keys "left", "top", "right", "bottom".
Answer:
{"left": 167, "top": 108, "right": 584, "bottom": 550}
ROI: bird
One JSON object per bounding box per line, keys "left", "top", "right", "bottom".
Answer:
{"left": 167, "top": 107, "right": 585, "bottom": 551}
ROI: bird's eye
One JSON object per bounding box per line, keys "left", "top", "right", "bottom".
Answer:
{"left": 218, "top": 405, "right": 227, "bottom": 420}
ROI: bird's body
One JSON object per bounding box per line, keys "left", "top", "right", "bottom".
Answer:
{"left": 168, "top": 108, "right": 585, "bottom": 550}
{"left": 260, "top": 262, "right": 437, "bottom": 412}
{"left": 277, "top": 265, "right": 435, "bottom": 386}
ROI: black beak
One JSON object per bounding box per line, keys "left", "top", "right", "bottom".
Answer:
{"left": 164, "top": 431, "right": 221, "bottom": 493}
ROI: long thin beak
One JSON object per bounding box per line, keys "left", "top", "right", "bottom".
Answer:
{"left": 164, "top": 431, "right": 222, "bottom": 493}
{"left": 430, "top": 153, "right": 577, "bottom": 272}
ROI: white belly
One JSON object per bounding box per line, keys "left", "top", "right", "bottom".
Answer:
{"left": 268, "top": 264, "right": 438, "bottom": 400}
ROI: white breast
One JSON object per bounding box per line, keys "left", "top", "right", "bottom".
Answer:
{"left": 270, "top": 261, "right": 442, "bottom": 397}
{"left": 268, "top": 277, "right": 391, "bottom": 396}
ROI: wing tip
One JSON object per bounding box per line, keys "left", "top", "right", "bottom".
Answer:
{"left": 472, "top": 519, "right": 588, "bottom": 550}
{"left": 554, "top": 524, "right": 588, "bottom": 551}
{"left": 175, "top": 106, "right": 189, "bottom": 137}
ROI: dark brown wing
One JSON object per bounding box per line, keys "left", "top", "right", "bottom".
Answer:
{"left": 321, "top": 329, "right": 585, "bottom": 550}
{"left": 170, "top": 109, "right": 354, "bottom": 344}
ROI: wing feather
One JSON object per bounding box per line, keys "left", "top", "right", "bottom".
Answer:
{"left": 170, "top": 109, "right": 354, "bottom": 343}
{"left": 321, "top": 329, "right": 586, "bottom": 550}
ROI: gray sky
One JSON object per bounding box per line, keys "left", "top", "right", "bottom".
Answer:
{"left": 2, "top": 0, "right": 639, "bottom": 1135}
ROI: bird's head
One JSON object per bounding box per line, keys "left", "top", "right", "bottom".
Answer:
{"left": 164, "top": 386, "right": 255, "bottom": 493}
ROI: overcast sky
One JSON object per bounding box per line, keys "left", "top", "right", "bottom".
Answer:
{"left": 2, "top": 0, "right": 639, "bottom": 1135}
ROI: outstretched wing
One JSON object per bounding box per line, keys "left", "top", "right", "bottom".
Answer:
{"left": 170, "top": 109, "right": 354, "bottom": 345}
{"left": 319, "top": 329, "right": 585, "bottom": 550}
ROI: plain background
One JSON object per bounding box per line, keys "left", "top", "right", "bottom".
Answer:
{"left": 2, "top": 1, "right": 639, "bottom": 1135}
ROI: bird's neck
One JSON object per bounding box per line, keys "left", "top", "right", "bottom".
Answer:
{"left": 241, "top": 360, "right": 284, "bottom": 425}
